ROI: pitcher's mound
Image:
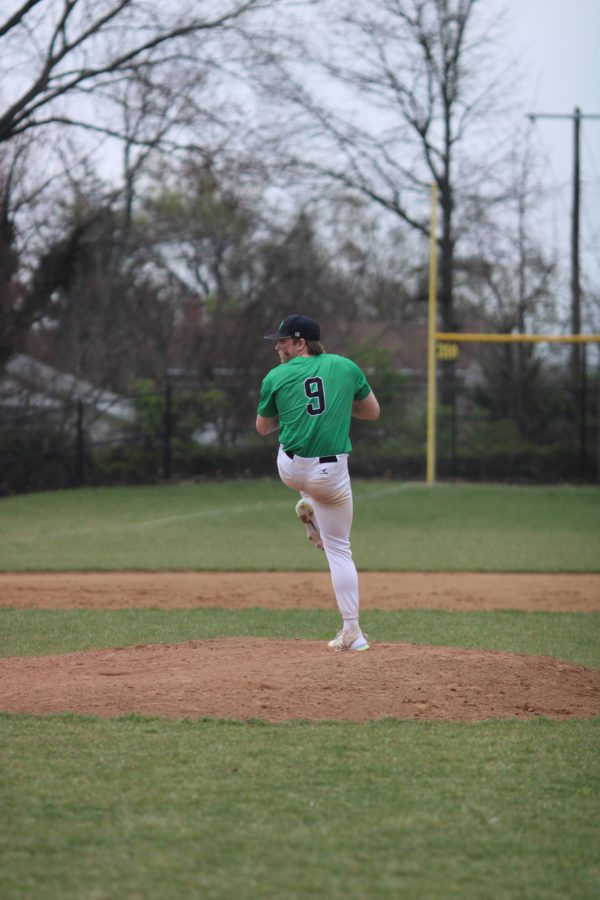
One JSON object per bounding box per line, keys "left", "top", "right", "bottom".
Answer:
{"left": 1, "top": 638, "right": 598, "bottom": 722}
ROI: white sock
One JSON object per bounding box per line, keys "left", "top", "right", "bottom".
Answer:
{"left": 343, "top": 619, "right": 358, "bottom": 632}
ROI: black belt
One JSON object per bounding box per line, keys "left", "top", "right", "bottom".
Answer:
{"left": 284, "top": 450, "right": 338, "bottom": 463}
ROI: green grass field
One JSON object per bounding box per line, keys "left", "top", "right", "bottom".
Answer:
{"left": 2, "top": 607, "right": 599, "bottom": 669}
{"left": 0, "top": 480, "right": 599, "bottom": 571}
{"left": 2, "top": 715, "right": 598, "bottom": 900}
{"left": 1, "top": 482, "right": 599, "bottom": 898}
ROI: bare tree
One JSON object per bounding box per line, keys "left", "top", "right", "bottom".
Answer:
{"left": 258, "top": 0, "right": 521, "bottom": 401}
{"left": 0, "top": 1, "right": 274, "bottom": 147}
{"left": 0, "top": 0, "right": 284, "bottom": 372}
{"left": 463, "top": 131, "right": 556, "bottom": 335}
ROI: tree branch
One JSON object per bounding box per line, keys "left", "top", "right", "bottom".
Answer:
{"left": 0, "top": 0, "right": 267, "bottom": 144}
{"left": 0, "top": 0, "right": 44, "bottom": 40}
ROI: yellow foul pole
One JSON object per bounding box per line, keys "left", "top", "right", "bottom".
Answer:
{"left": 426, "top": 184, "right": 438, "bottom": 485}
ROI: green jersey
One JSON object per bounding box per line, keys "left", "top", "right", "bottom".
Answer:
{"left": 257, "top": 353, "right": 372, "bottom": 457}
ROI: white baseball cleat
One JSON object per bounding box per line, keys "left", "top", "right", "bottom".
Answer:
{"left": 328, "top": 624, "right": 370, "bottom": 651}
{"left": 295, "top": 499, "right": 324, "bottom": 551}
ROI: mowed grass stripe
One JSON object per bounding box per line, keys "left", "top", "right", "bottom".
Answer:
{"left": 0, "top": 481, "right": 599, "bottom": 572}
{"left": 1, "top": 608, "right": 599, "bottom": 669}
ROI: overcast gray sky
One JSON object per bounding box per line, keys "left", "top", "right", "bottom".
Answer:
{"left": 504, "top": 0, "right": 600, "bottom": 300}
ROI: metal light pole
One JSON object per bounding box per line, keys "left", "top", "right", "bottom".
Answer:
{"left": 571, "top": 107, "right": 581, "bottom": 377}
{"left": 426, "top": 183, "right": 438, "bottom": 485}
{"left": 528, "top": 108, "right": 600, "bottom": 378}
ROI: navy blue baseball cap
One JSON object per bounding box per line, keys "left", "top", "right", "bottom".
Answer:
{"left": 264, "top": 314, "right": 320, "bottom": 341}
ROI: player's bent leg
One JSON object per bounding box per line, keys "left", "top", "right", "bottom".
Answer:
{"left": 295, "top": 496, "right": 323, "bottom": 551}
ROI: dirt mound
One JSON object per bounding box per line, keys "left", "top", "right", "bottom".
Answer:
{"left": 1, "top": 638, "right": 598, "bottom": 722}
{"left": 2, "top": 571, "right": 598, "bottom": 722}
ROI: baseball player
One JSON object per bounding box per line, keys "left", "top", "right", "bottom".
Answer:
{"left": 256, "top": 313, "right": 380, "bottom": 651}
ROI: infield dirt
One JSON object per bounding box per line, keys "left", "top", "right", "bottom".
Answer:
{"left": 1, "top": 571, "right": 599, "bottom": 722}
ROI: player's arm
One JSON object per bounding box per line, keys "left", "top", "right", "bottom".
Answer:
{"left": 352, "top": 390, "right": 380, "bottom": 421}
{"left": 256, "top": 414, "right": 279, "bottom": 435}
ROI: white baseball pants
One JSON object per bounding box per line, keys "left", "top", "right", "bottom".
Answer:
{"left": 276, "top": 447, "right": 360, "bottom": 625}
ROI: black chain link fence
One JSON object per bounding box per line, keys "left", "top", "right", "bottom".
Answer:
{"left": 1, "top": 369, "right": 598, "bottom": 495}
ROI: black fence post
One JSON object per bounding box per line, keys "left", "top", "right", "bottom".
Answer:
{"left": 163, "top": 384, "right": 172, "bottom": 480}
{"left": 580, "top": 343, "right": 587, "bottom": 483}
{"left": 450, "top": 367, "right": 458, "bottom": 479}
{"left": 75, "top": 400, "right": 85, "bottom": 486}
{"left": 597, "top": 351, "right": 600, "bottom": 483}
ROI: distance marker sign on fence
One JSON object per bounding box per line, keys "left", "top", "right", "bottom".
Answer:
{"left": 436, "top": 342, "right": 460, "bottom": 361}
